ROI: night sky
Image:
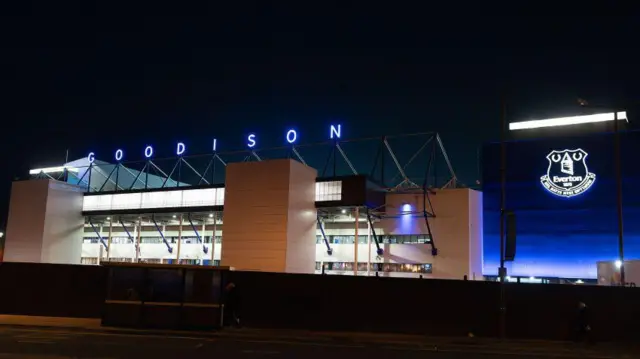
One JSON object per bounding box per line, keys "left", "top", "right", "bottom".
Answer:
{"left": 1, "top": 4, "right": 638, "bottom": 228}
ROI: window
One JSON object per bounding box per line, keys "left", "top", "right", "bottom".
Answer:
{"left": 332, "top": 236, "right": 354, "bottom": 244}
{"left": 371, "top": 263, "right": 433, "bottom": 273}
{"left": 81, "top": 257, "right": 99, "bottom": 265}
{"left": 321, "top": 234, "right": 431, "bottom": 244}
{"left": 379, "top": 235, "right": 430, "bottom": 244}
{"left": 110, "top": 237, "right": 133, "bottom": 244}
{"left": 315, "top": 181, "right": 342, "bottom": 201}
{"left": 83, "top": 187, "right": 224, "bottom": 212}
{"left": 142, "top": 258, "right": 162, "bottom": 264}
{"left": 83, "top": 237, "right": 100, "bottom": 244}
{"left": 108, "top": 258, "right": 133, "bottom": 263}
{"left": 318, "top": 262, "right": 433, "bottom": 274}
{"left": 140, "top": 237, "right": 163, "bottom": 244}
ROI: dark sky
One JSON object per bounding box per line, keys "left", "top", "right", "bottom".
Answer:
{"left": 1, "top": 4, "right": 638, "bottom": 228}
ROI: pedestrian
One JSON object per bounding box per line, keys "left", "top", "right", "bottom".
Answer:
{"left": 224, "top": 282, "right": 241, "bottom": 327}
{"left": 574, "top": 301, "right": 593, "bottom": 344}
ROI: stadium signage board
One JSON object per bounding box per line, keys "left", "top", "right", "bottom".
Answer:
{"left": 87, "top": 124, "right": 342, "bottom": 163}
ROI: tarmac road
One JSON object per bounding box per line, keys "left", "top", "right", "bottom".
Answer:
{"left": 0, "top": 325, "right": 626, "bottom": 359}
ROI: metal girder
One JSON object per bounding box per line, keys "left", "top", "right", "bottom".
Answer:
{"left": 366, "top": 209, "right": 383, "bottom": 255}
{"left": 291, "top": 147, "right": 307, "bottom": 166}
{"left": 335, "top": 143, "right": 357, "bottom": 175}
{"left": 151, "top": 215, "right": 173, "bottom": 253}
{"left": 187, "top": 213, "right": 208, "bottom": 255}
{"left": 390, "top": 136, "right": 434, "bottom": 185}
{"left": 44, "top": 130, "right": 460, "bottom": 195}
{"left": 317, "top": 216, "right": 333, "bottom": 255}
{"left": 118, "top": 219, "right": 135, "bottom": 243}
{"left": 149, "top": 161, "right": 170, "bottom": 179}
{"left": 181, "top": 158, "right": 206, "bottom": 183}
{"left": 199, "top": 154, "right": 226, "bottom": 185}
{"left": 127, "top": 163, "right": 148, "bottom": 190}
{"left": 161, "top": 159, "right": 181, "bottom": 188}
{"left": 87, "top": 218, "right": 108, "bottom": 249}
{"left": 435, "top": 134, "right": 458, "bottom": 188}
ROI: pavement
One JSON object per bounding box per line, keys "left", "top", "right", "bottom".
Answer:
{"left": 0, "top": 315, "right": 636, "bottom": 358}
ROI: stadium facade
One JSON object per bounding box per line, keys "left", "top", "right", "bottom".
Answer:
{"left": 4, "top": 113, "right": 634, "bottom": 284}
{"left": 4, "top": 131, "right": 485, "bottom": 280}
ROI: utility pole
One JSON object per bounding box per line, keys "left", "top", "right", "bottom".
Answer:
{"left": 613, "top": 110, "right": 625, "bottom": 285}
{"left": 499, "top": 95, "right": 507, "bottom": 338}
{"left": 579, "top": 100, "right": 626, "bottom": 286}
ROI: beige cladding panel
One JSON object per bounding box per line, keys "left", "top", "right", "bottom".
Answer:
{"left": 4, "top": 180, "right": 49, "bottom": 262}
{"left": 4, "top": 180, "right": 84, "bottom": 265}
{"left": 285, "top": 160, "right": 318, "bottom": 274}
{"left": 381, "top": 188, "right": 474, "bottom": 280}
{"left": 221, "top": 159, "right": 317, "bottom": 273}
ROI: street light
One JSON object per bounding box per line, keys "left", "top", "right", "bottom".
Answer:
{"left": 578, "top": 99, "right": 626, "bottom": 285}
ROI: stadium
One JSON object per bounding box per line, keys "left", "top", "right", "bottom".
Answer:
{"left": 4, "top": 127, "right": 483, "bottom": 280}
{"left": 3, "top": 113, "right": 636, "bottom": 284}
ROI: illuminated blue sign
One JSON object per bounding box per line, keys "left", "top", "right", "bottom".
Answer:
{"left": 87, "top": 124, "right": 342, "bottom": 161}
{"left": 330, "top": 124, "right": 341, "bottom": 139}
{"left": 540, "top": 148, "right": 596, "bottom": 198}
{"left": 247, "top": 134, "right": 256, "bottom": 148}
{"left": 176, "top": 142, "right": 186, "bottom": 156}
{"left": 144, "top": 146, "right": 154, "bottom": 158}
{"left": 286, "top": 129, "right": 297, "bottom": 144}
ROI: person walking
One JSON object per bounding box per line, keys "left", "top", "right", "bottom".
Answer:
{"left": 575, "top": 301, "right": 592, "bottom": 344}
{"left": 224, "top": 282, "right": 241, "bottom": 327}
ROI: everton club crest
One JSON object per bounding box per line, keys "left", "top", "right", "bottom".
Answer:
{"left": 540, "top": 148, "right": 596, "bottom": 198}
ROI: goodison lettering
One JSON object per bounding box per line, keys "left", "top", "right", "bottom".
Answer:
{"left": 87, "top": 124, "right": 342, "bottom": 162}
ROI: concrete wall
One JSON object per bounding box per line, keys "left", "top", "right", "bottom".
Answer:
{"left": 4, "top": 180, "right": 84, "bottom": 264}
{"left": 221, "top": 159, "right": 317, "bottom": 273}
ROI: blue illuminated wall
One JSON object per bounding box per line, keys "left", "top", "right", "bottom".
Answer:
{"left": 482, "top": 130, "right": 640, "bottom": 279}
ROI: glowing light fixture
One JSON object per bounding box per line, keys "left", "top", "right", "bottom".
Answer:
{"left": 29, "top": 166, "right": 79, "bottom": 175}
{"left": 615, "top": 260, "right": 622, "bottom": 269}
{"left": 509, "top": 111, "right": 627, "bottom": 131}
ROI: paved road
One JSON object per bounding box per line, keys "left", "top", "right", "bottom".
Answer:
{"left": 0, "top": 326, "right": 623, "bottom": 359}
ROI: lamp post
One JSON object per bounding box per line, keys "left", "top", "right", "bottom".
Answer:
{"left": 613, "top": 110, "right": 625, "bottom": 286}
{"left": 499, "top": 96, "right": 507, "bottom": 338}
{"left": 579, "top": 100, "right": 625, "bottom": 285}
